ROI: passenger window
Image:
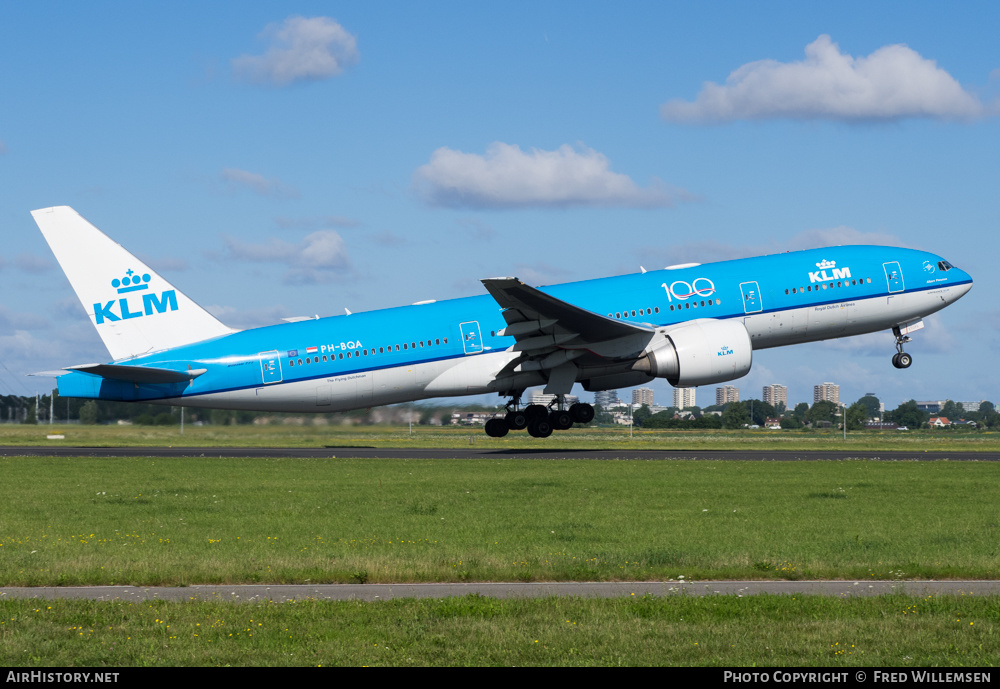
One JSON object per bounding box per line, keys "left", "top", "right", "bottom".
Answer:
{"left": 435, "top": 339, "right": 440, "bottom": 345}
{"left": 298, "top": 359, "right": 303, "bottom": 365}
{"left": 654, "top": 307, "right": 659, "bottom": 313}
{"left": 403, "top": 343, "right": 408, "bottom": 350}
{"left": 289, "top": 360, "right": 294, "bottom": 367}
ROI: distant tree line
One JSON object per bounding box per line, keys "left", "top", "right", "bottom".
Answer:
{"left": 3, "top": 390, "right": 998, "bottom": 430}
{"left": 610, "top": 396, "right": 1000, "bottom": 431}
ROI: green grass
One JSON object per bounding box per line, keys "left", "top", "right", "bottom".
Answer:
{"left": 2, "top": 457, "right": 998, "bottom": 585}
{"left": 2, "top": 594, "right": 997, "bottom": 666}
{"left": 3, "top": 422, "right": 1000, "bottom": 451}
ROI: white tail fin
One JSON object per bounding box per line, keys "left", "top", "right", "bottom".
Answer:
{"left": 31, "top": 206, "right": 236, "bottom": 361}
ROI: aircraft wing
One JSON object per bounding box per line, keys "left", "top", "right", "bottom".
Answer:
{"left": 481, "top": 278, "right": 653, "bottom": 393}
{"left": 482, "top": 277, "right": 652, "bottom": 344}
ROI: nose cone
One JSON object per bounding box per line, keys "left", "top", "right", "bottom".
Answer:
{"left": 949, "top": 270, "right": 973, "bottom": 303}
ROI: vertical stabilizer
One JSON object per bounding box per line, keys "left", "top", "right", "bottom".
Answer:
{"left": 31, "top": 206, "right": 236, "bottom": 361}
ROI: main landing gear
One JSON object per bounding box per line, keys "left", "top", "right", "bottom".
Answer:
{"left": 891, "top": 325, "right": 913, "bottom": 369}
{"left": 484, "top": 396, "right": 595, "bottom": 438}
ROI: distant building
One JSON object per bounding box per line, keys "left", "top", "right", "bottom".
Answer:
{"left": 928, "top": 416, "right": 951, "bottom": 427}
{"left": 762, "top": 384, "right": 787, "bottom": 409}
{"left": 530, "top": 391, "right": 578, "bottom": 407}
{"left": 673, "top": 387, "right": 696, "bottom": 409}
{"left": 960, "top": 401, "right": 983, "bottom": 413}
{"left": 813, "top": 383, "right": 840, "bottom": 406}
{"left": 916, "top": 400, "right": 945, "bottom": 414}
{"left": 716, "top": 385, "right": 739, "bottom": 405}
{"left": 633, "top": 387, "right": 654, "bottom": 407}
{"left": 594, "top": 390, "right": 619, "bottom": 409}
{"left": 450, "top": 411, "right": 492, "bottom": 425}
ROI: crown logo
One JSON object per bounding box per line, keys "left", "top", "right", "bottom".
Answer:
{"left": 111, "top": 269, "right": 151, "bottom": 294}
{"left": 815, "top": 259, "right": 836, "bottom": 270}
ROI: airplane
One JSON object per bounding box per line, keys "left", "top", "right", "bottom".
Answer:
{"left": 30, "top": 206, "right": 973, "bottom": 438}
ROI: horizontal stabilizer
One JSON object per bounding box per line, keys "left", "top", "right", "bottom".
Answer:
{"left": 67, "top": 363, "right": 207, "bottom": 384}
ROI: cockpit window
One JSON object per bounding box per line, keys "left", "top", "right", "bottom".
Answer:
{"left": 937, "top": 261, "right": 953, "bottom": 271}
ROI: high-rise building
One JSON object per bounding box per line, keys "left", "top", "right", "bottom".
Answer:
{"left": 762, "top": 384, "right": 787, "bottom": 409}
{"left": 673, "top": 387, "right": 696, "bottom": 409}
{"left": 632, "top": 387, "right": 654, "bottom": 407}
{"left": 716, "top": 385, "right": 739, "bottom": 405}
{"left": 594, "top": 390, "right": 619, "bottom": 409}
{"left": 813, "top": 382, "right": 840, "bottom": 405}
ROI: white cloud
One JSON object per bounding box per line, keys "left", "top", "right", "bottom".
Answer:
{"left": 413, "top": 142, "right": 691, "bottom": 209}
{"left": 232, "top": 16, "right": 359, "bottom": 86}
{"left": 662, "top": 35, "right": 988, "bottom": 123}
{"left": 222, "top": 231, "right": 352, "bottom": 284}
{"left": 220, "top": 168, "right": 299, "bottom": 199}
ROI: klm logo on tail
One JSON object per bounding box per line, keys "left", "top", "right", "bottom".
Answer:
{"left": 93, "top": 269, "right": 178, "bottom": 324}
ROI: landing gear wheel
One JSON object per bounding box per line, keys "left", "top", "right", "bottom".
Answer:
{"left": 524, "top": 404, "right": 548, "bottom": 421}
{"left": 896, "top": 352, "right": 912, "bottom": 369}
{"left": 892, "top": 353, "right": 901, "bottom": 368}
{"left": 569, "top": 403, "right": 595, "bottom": 424}
{"left": 485, "top": 418, "right": 509, "bottom": 437}
{"left": 549, "top": 409, "right": 573, "bottom": 430}
{"left": 505, "top": 410, "right": 528, "bottom": 430}
{"left": 527, "top": 418, "right": 553, "bottom": 438}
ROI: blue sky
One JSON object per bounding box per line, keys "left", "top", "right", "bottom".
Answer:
{"left": 2, "top": 2, "right": 998, "bottom": 410}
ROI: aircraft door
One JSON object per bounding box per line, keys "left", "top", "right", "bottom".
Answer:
{"left": 259, "top": 351, "right": 283, "bottom": 384}
{"left": 883, "top": 262, "right": 904, "bottom": 293}
{"left": 739, "top": 282, "right": 763, "bottom": 314}
{"left": 459, "top": 321, "right": 483, "bottom": 355}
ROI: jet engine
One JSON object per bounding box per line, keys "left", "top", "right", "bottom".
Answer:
{"left": 632, "top": 319, "right": 752, "bottom": 387}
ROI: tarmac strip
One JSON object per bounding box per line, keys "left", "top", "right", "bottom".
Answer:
{"left": 3, "top": 581, "right": 1000, "bottom": 602}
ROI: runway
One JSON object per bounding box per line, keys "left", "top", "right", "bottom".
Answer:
{"left": 3, "top": 446, "right": 999, "bottom": 461}
{"left": 4, "top": 580, "right": 1000, "bottom": 602}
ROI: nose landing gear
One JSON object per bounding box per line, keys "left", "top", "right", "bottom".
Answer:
{"left": 891, "top": 325, "right": 913, "bottom": 369}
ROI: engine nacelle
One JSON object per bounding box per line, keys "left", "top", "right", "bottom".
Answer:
{"left": 633, "top": 319, "right": 752, "bottom": 387}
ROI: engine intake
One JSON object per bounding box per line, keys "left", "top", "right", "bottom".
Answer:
{"left": 633, "top": 319, "right": 752, "bottom": 387}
